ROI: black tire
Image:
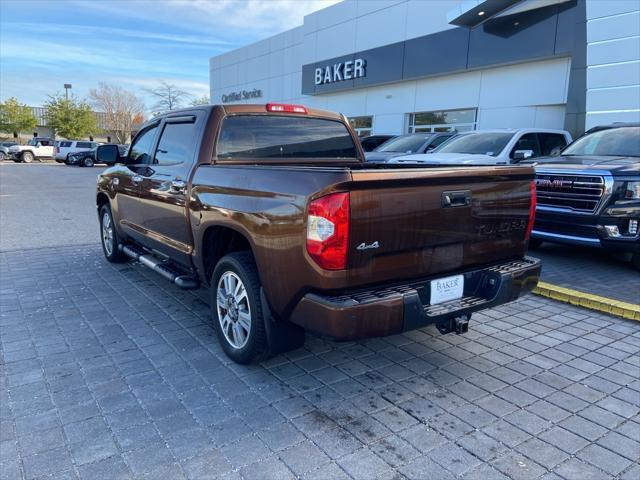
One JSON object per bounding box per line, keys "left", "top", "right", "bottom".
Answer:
{"left": 0, "top": 152, "right": 5, "bottom": 161}
{"left": 211, "top": 252, "right": 268, "bottom": 364}
{"left": 99, "top": 204, "right": 127, "bottom": 263}
{"left": 83, "top": 157, "right": 94, "bottom": 167}
{"left": 632, "top": 253, "right": 640, "bottom": 272}
{"left": 22, "top": 151, "right": 34, "bottom": 163}
{"left": 528, "top": 238, "right": 543, "bottom": 250}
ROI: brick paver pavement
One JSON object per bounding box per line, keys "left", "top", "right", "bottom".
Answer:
{"left": 533, "top": 243, "right": 640, "bottom": 305}
{"left": 1, "top": 245, "right": 638, "bottom": 480}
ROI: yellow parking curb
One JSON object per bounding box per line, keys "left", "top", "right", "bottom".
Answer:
{"left": 532, "top": 281, "right": 640, "bottom": 321}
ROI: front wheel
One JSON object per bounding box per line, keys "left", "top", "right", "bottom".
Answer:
{"left": 211, "top": 252, "right": 268, "bottom": 364}
{"left": 0, "top": 152, "right": 5, "bottom": 161}
{"left": 99, "top": 204, "right": 127, "bottom": 263}
{"left": 22, "top": 151, "right": 34, "bottom": 163}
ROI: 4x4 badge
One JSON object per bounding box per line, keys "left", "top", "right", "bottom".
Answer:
{"left": 357, "top": 241, "right": 380, "bottom": 251}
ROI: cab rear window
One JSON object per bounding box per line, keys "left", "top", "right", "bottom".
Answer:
{"left": 216, "top": 115, "right": 357, "bottom": 160}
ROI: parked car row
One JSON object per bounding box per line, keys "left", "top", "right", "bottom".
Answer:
{"left": 66, "top": 144, "right": 128, "bottom": 167}
{"left": 1, "top": 138, "right": 127, "bottom": 167}
{"left": 361, "top": 129, "right": 571, "bottom": 165}
{"left": 359, "top": 123, "right": 638, "bottom": 269}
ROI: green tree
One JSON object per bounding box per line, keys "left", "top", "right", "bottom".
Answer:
{"left": 0, "top": 97, "right": 37, "bottom": 139}
{"left": 44, "top": 94, "right": 97, "bottom": 139}
{"left": 190, "top": 95, "right": 210, "bottom": 106}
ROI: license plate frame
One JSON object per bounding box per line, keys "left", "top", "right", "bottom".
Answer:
{"left": 430, "top": 274, "right": 464, "bottom": 305}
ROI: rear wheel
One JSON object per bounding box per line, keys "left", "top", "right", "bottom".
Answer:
{"left": 99, "top": 204, "right": 127, "bottom": 263}
{"left": 0, "top": 152, "right": 5, "bottom": 161}
{"left": 83, "top": 157, "right": 94, "bottom": 167}
{"left": 22, "top": 151, "right": 34, "bottom": 163}
{"left": 211, "top": 252, "right": 268, "bottom": 364}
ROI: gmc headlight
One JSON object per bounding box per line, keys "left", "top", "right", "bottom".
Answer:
{"left": 625, "top": 182, "right": 640, "bottom": 199}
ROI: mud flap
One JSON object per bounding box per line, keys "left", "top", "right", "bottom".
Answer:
{"left": 261, "top": 288, "right": 305, "bottom": 356}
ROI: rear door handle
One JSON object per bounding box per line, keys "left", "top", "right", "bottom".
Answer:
{"left": 442, "top": 190, "right": 471, "bottom": 208}
{"left": 170, "top": 180, "right": 186, "bottom": 194}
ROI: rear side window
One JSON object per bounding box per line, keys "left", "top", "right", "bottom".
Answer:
{"left": 153, "top": 122, "right": 197, "bottom": 166}
{"left": 538, "top": 133, "right": 568, "bottom": 156}
{"left": 511, "top": 133, "right": 541, "bottom": 158}
{"left": 76, "top": 142, "right": 93, "bottom": 149}
{"left": 60, "top": 141, "right": 72, "bottom": 148}
{"left": 216, "top": 115, "right": 357, "bottom": 159}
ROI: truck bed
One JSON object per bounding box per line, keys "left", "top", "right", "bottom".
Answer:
{"left": 191, "top": 163, "right": 535, "bottom": 318}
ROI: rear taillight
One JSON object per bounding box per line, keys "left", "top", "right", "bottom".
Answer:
{"left": 306, "top": 192, "right": 350, "bottom": 270}
{"left": 526, "top": 180, "right": 536, "bottom": 241}
{"left": 266, "top": 103, "right": 307, "bottom": 114}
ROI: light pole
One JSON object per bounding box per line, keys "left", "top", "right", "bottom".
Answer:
{"left": 64, "top": 83, "right": 72, "bottom": 100}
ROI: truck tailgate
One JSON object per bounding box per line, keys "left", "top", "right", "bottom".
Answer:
{"left": 347, "top": 166, "right": 534, "bottom": 283}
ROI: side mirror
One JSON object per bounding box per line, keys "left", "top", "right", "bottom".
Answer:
{"left": 513, "top": 149, "right": 534, "bottom": 161}
{"left": 96, "top": 144, "right": 121, "bottom": 165}
{"left": 36, "top": 142, "right": 42, "bottom": 148}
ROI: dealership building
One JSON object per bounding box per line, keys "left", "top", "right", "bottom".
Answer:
{"left": 210, "top": 0, "right": 640, "bottom": 138}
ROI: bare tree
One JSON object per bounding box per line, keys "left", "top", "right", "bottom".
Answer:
{"left": 144, "top": 81, "right": 190, "bottom": 114}
{"left": 89, "top": 83, "right": 145, "bottom": 144}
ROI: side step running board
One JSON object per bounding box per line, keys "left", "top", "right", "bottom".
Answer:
{"left": 120, "top": 245, "right": 199, "bottom": 290}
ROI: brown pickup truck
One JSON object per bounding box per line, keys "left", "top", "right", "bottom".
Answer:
{"left": 96, "top": 103, "right": 540, "bottom": 363}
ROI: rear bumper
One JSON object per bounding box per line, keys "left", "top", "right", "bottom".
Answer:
{"left": 289, "top": 257, "right": 541, "bottom": 341}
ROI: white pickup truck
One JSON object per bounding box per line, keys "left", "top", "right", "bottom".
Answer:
{"left": 8, "top": 137, "right": 55, "bottom": 163}
{"left": 390, "top": 129, "right": 572, "bottom": 165}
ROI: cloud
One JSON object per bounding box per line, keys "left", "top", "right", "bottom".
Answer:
{"left": 70, "top": 0, "right": 341, "bottom": 36}
{"left": 111, "top": 76, "right": 210, "bottom": 97}
{"left": 0, "top": 0, "right": 342, "bottom": 108}
{"left": 6, "top": 22, "right": 239, "bottom": 48}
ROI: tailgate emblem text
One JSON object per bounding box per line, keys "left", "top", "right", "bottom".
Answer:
{"left": 357, "top": 241, "right": 380, "bottom": 251}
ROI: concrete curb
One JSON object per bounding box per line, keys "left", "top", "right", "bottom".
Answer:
{"left": 532, "top": 281, "right": 640, "bottom": 321}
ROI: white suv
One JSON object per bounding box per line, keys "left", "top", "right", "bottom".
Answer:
{"left": 390, "top": 129, "right": 573, "bottom": 165}
{"left": 55, "top": 140, "right": 99, "bottom": 162}
{"left": 7, "top": 138, "right": 55, "bottom": 163}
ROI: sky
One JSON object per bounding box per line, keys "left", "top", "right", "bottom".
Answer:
{"left": 0, "top": 0, "right": 340, "bottom": 112}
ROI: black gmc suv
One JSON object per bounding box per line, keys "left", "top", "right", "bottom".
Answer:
{"left": 528, "top": 123, "right": 640, "bottom": 270}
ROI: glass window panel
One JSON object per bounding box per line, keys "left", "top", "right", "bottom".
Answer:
{"left": 218, "top": 115, "right": 357, "bottom": 159}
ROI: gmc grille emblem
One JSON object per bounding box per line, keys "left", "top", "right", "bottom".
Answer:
{"left": 536, "top": 178, "right": 572, "bottom": 188}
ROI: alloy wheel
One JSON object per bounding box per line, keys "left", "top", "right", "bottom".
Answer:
{"left": 216, "top": 271, "right": 251, "bottom": 349}
{"left": 102, "top": 212, "right": 114, "bottom": 256}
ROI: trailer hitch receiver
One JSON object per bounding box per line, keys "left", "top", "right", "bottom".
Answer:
{"left": 436, "top": 314, "right": 470, "bottom": 335}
